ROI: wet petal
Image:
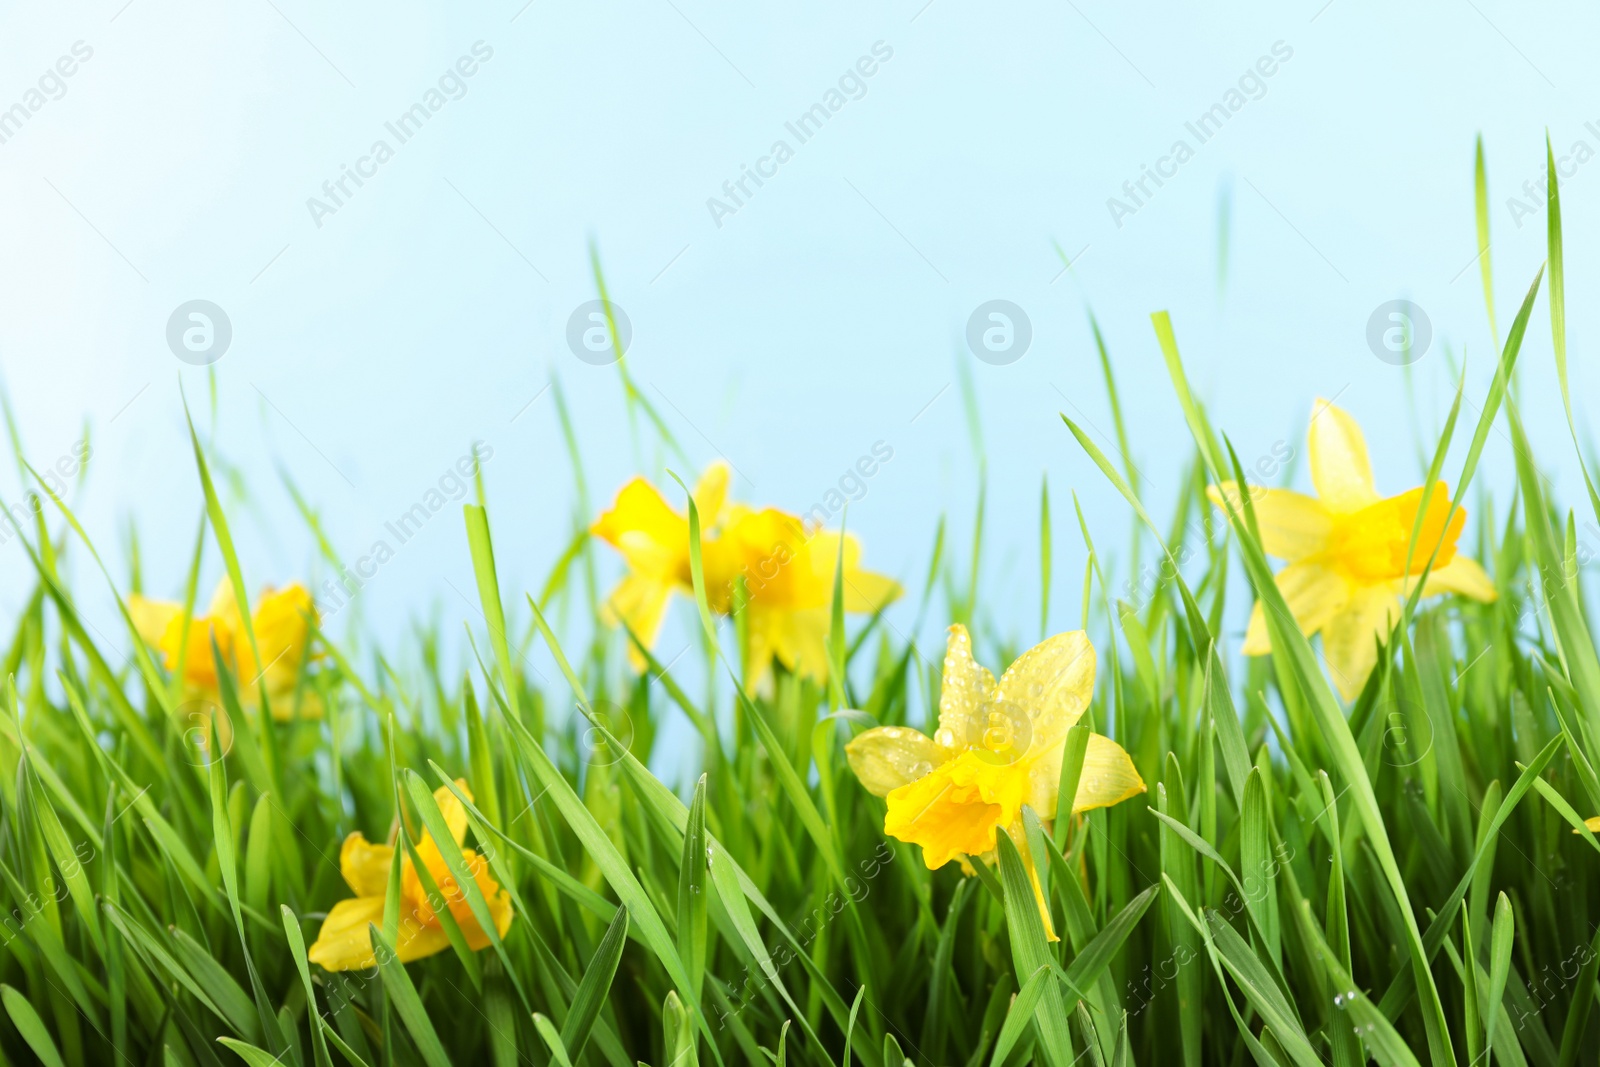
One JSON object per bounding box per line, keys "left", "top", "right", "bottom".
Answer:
{"left": 1027, "top": 733, "right": 1146, "bottom": 815}
{"left": 1206, "top": 483, "right": 1332, "bottom": 560}
{"left": 884, "top": 770, "right": 1002, "bottom": 869}
{"left": 884, "top": 751, "right": 1028, "bottom": 869}
{"left": 936, "top": 625, "right": 997, "bottom": 750}
{"left": 1321, "top": 584, "right": 1401, "bottom": 701}
{"left": 1308, "top": 399, "right": 1379, "bottom": 514}
{"left": 845, "top": 726, "right": 946, "bottom": 797}
{"left": 997, "top": 630, "right": 1095, "bottom": 752}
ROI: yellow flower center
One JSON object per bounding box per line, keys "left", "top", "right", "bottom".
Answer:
{"left": 883, "top": 749, "right": 1032, "bottom": 869}
{"left": 1322, "top": 483, "right": 1463, "bottom": 582}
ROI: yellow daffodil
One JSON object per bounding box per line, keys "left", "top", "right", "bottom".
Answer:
{"left": 129, "top": 578, "right": 320, "bottom": 717}
{"left": 845, "top": 625, "right": 1145, "bottom": 940}
{"left": 1208, "top": 399, "right": 1497, "bottom": 700}
{"left": 591, "top": 462, "right": 731, "bottom": 666}
{"left": 708, "top": 507, "right": 901, "bottom": 690}
{"left": 308, "top": 780, "right": 514, "bottom": 972}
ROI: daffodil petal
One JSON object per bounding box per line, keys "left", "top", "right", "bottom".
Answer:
{"left": 127, "top": 595, "right": 180, "bottom": 649}
{"left": 1242, "top": 601, "right": 1272, "bottom": 655}
{"left": 206, "top": 577, "right": 240, "bottom": 621}
{"left": 262, "top": 684, "right": 324, "bottom": 722}
{"left": 1206, "top": 483, "right": 1332, "bottom": 559}
{"left": 434, "top": 780, "right": 472, "bottom": 846}
{"left": 784, "top": 606, "right": 831, "bottom": 680}
{"left": 997, "top": 630, "right": 1095, "bottom": 752}
{"left": 884, "top": 768, "right": 1001, "bottom": 870}
{"left": 841, "top": 569, "right": 902, "bottom": 614}
{"left": 1308, "top": 399, "right": 1379, "bottom": 514}
{"left": 937, "top": 625, "right": 997, "bottom": 750}
{"left": 340, "top": 833, "right": 394, "bottom": 898}
{"left": 248, "top": 584, "right": 317, "bottom": 689}
{"left": 1321, "top": 584, "right": 1401, "bottom": 700}
{"left": 1025, "top": 733, "right": 1145, "bottom": 815}
{"left": 744, "top": 604, "right": 831, "bottom": 690}
{"left": 844, "top": 726, "right": 946, "bottom": 797}
{"left": 1243, "top": 562, "right": 1350, "bottom": 655}
{"left": 603, "top": 574, "right": 674, "bottom": 666}
{"left": 591, "top": 478, "right": 687, "bottom": 577}
{"left": 1578, "top": 816, "right": 1600, "bottom": 834}
{"left": 394, "top": 913, "right": 454, "bottom": 964}
{"left": 1405, "top": 556, "right": 1497, "bottom": 602}
{"left": 692, "top": 461, "right": 731, "bottom": 527}
{"left": 307, "top": 896, "right": 385, "bottom": 972}
{"left": 446, "top": 850, "right": 515, "bottom": 950}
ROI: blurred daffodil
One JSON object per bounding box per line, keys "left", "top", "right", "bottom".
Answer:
{"left": 308, "top": 780, "right": 513, "bottom": 972}
{"left": 129, "top": 578, "right": 320, "bottom": 718}
{"left": 591, "top": 462, "right": 731, "bottom": 666}
{"left": 845, "top": 625, "right": 1144, "bottom": 941}
{"left": 1208, "top": 399, "right": 1496, "bottom": 700}
{"left": 709, "top": 507, "right": 901, "bottom": 690}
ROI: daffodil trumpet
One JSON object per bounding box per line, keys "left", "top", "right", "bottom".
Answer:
{"left": 1207, "top": 399, "right": 1496, "bottom": 700}
{"left": 845, "top": 625, "right": 1145, "bottom": 941}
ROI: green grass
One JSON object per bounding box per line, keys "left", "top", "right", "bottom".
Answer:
{"left": 0, "top": 140, "right": 1598, "bottom": 1067}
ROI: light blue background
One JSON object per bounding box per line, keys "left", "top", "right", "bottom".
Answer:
{"left": 2, "top": 0, "right": 1597, "bottom": 747}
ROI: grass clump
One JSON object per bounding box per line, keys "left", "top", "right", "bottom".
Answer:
{"left": 0, "top": 141, "right": 1595, "bottom": 1067}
